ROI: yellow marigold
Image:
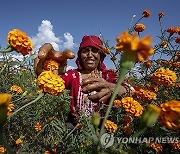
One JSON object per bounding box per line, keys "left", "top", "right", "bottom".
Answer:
{"left": 7, "top": 29, "right": 33, "bottom": 56}
{"left": 150, "top": 142, "right": 163, "bottom": 152}
{"left": 142, "top": 10, "right": 151, "bottom": 17}
{"left": 7, "top": 103, "right": 14, "bottom": 116}
{"left": 159, "top": 100, "right": 180, "bottom": 130}
{"left": 121, "top": 97, "right": 143, "bottom": 116}
{"left": 115, "top": 31, "right": 154, "bottom": 62}
{"left": 104, "top": 120, "right": 118, "bottom": 133}
{"left": 10, "top": 85, "right": 23, "bottom": 95}
{"left": 16, "top": 138, "right": 23, "bottom": 145}
{"left": 169, "top": 141, "right": 180, "bottom": 150}
{"left": 0, "top": 93, "right": 11, "bottom": 106}
{"left": 113, "top": 99, "right": 122, "bottom": 108}
{"left": 151, "top": 68, "right": 177, "bottom": 86}
{"left": 0, "top": 147, "right": 6, "bottom": 153}
{"left": 37, "top": 71, "right": 65, "bottom": 96}
{"left": 134, "top": 23, "right": 146, "bottom": 32}
{"left": 34, "top": 122, "right": 43, "bottom": 131}
{"left": 134, "top": 88, "right": 157, "bottom": 102}
{"left": 43, "top": 59, "right": 59, "bottom": 71}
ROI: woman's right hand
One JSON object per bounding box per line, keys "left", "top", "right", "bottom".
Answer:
{"left": 34, "top": 43, "right": 75, "bottom": 76}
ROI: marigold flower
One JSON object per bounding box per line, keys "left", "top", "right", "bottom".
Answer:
{"left": 144, "top": 60, "right": 152, "bottom": 68}
{"left": 134, "top": 23, "right": 146, "bottom": 32}
{"left": 134, "top": 88, "right": 157, "bottom": 102}
{"left": 150, "top": 142, "right": 163, "bottom": 152}
{"left": 7, "top": 29, "right": 33, "bottom": 56}
{"left": 113, "top": 99, "right": 122, "bottom": 108}
{"left": 123, "top": 124, "right": 133, "bottom": 135}
{"left": 142, "top": 10, "right": 151, "bottom": 17}
{"left": 159, "top": 100, "right": 180, "bottom": 130}
{"left": 7, "top": 103, "right": 14, "bottom": 116}
{"left": 158, "top": 12, "right": 165, "bottom": 18}
{"left": 123, "top": 115, "right": 133, "bottom": 123}
{"left": 169, "top": 141, "right": 180, "bottom": 150}
{"left": 16, "top": 138, "right": 23, "bottom": 145}
{"left": 37, "top": 71, "right": 65, "bottom": 96}
{"left": 151, "top": 68, "right": 177, "bottom": 86}
{"left": 34, "top": 122, "right": 43, "bottom": 131}
{"left": 104, "top": 120, "right": 118, "bottom": 133}
{"left": 10, "top": 85, "right": 23, "bottom": 95}
{"left": 0, "top": 147, "right": 6, "bottom": 153}
{"left": 167, "top": 26, "right": 180, "bottom": 35}
{"left": 115, "top": 31, "right": 154, "bottom": 62}
{"left": 43, "top": 59, "right": 59, "bottom": 71}
{"left": 121, "top": 97, "right": 143, "bottom": 116}
{"left": 175, "top": 37, "right": 180, "bottom": 43}
{"left": 0, "top": 93, "right": 11, "bottom": 107}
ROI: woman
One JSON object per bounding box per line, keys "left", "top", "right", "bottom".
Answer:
{"left": 34, "top": 35, "right": 127, "bottom": 119}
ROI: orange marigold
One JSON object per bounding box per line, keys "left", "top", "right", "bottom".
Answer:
{"left": 104, "top": 120, "right": 118, "bottom": 133}
{"left": 113, "top": 99, "right": 122, "bottom": 108}
{"left": 134, "top": 88, "right": 157, "bottom": 102}
{"left": 115, "top": 31, "right": 154, "bottom": 62}
{"left": 37, "top": 71, "right": 65, "bottom": 96}
{"left": 16, "top": 138, "right": 23, "bottom": 145}
{"left": 150, "top": 142, "right": 163, "bottom": 152}
{"left": 167, "top": 26, "right": 180, "bottom": 35}
{"left": 134, "top": 23, "right": 146, "bottom": 32}
{"left": 121, "top": 97, "right": 143, "bottom": 116}
{"left": 43, "top": 59, "right": 59, "bottom": 71}
{"left": 142, "top": 10, "right": 151, "bottom": 17}
{"left": 175, "top": 37, "right": 180, "bottom": 43}
{"left": 34, "top": 122, "right": 43, "bottom": 131}
{"left": 7, "top": 103, "right": 14, "bottom": 116}
{"left": 7, "top": 29, "right": 33, "bottom": 56}
{"left": 169, "top": 141, "right": 180, "bottom": 150}
{"left": 159, "top": 100, "right": 180, "bottom": 130}
{"left": 10, "top": 85, "right": 23, "bottom": 95}
{"left": 158, "top": 12, "right": 165, "bottom": 18}
{"left": 151, "top": 68, "right": 177, "bottom": 86}
{"left": 0, "top": 147, "right": 6, "bottom": 153}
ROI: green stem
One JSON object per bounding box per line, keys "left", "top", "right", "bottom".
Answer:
{"left": 99, "top": 68, "right": 129, "bottom": 137}
{"left": 0, "top": 44, "right": 13, "bottom": 53}
{"left": 64, "top": 123, "right": 80, "bottom": 140}
{"left": 8, "top": 93, "right": 44, "bottom": 119}
{"left": 131, "top": 127, "right": 147, "bottom": 138}
{"left": 0, "top": 127, "right": 14, "bottom": 154}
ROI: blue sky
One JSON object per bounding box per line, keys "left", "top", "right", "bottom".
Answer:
{"left": 0, "top": 0, "right": 180, "bottom": 69}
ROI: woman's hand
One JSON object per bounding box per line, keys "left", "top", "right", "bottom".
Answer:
{"left": 34, "top": 43, "right": 75, "bottom": 76}
{"left": 81, "top": 77, "right": 114, "bottom": 103}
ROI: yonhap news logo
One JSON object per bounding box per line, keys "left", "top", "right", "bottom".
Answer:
{"left": 100, "top": 133, "right": 179, "bottom": 148}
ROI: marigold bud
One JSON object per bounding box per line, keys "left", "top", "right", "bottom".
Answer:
{"left": 92, "top": 112, "right": 101, "bottom": 127}
{"left": 141, "top": 104, "right": 161, "bottom": 127}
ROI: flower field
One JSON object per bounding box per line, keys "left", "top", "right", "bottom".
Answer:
{"left": 0, "top": 10, "right": 180, "bottom": 154}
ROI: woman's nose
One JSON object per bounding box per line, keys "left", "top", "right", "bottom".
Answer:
{"left": 87, "top": 50, "right": 93, "bottom": 57}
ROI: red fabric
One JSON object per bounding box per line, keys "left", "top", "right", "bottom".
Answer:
{"left": 76, "top": 35, "right": 106, "bottom": 71}
{"left": 61, "top": 69, "right": 117, "bottom": 116}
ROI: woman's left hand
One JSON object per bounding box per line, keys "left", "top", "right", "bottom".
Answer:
{"left": 81, "top": 77, "right": 113, "bottom": 103}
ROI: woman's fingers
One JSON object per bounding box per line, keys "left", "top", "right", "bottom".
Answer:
{"left": 88, "top": 88, "right": 111, "bottom": 102}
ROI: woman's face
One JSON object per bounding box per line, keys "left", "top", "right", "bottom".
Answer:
{"left": 80, "top": 46, "right": 101, "bottom": 71}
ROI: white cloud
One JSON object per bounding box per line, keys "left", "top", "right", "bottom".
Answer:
{"left": 31, "top": 20, "right": 76, "bottom": 54}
